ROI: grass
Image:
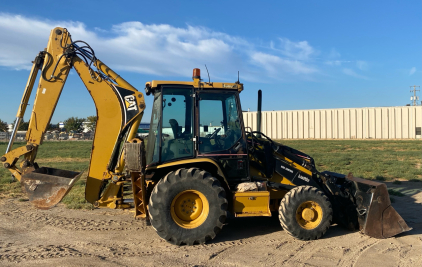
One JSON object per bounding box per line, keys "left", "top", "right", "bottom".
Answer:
{"left": 61, "top": 177, "right": 93, "bottom": 209}
{"left": 0, "top": 141, "right": 92, "bottom": 208}
{"left": 0, "top": 140, "right": 421, "bottom": 209}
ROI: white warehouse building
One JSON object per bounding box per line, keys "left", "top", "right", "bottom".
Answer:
{"left": 242, "top": 106, "right": 422, "bottom": 139}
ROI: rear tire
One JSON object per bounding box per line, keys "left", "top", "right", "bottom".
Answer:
{"left": 148, "top": 168, "right": 228, "bottom": 245}
{"left": 279, "top": 186, "right": 332, "bottom": 240}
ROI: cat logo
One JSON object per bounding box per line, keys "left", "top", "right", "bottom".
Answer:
{"left": 124, "top": 95, "right": 138, "bottom": 111}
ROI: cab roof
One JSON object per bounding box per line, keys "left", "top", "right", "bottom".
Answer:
{"left": 149, "top": 80, "right": 244, "bottom": 92}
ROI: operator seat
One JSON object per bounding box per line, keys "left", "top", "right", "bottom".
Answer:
{"left": 169, "top": 119, "right": 180, "bottom": 139}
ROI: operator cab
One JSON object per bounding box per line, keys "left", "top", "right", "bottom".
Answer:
{"left": 145, "top": 69, "right": 249, "bottom": 183}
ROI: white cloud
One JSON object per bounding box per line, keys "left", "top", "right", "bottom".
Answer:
{"left": 94, "top": 27, "right": 107, "bottom": 33}
{"left": 343, "top": 68, "right": 369, "bottom": 80}
{"left": 325, "top": 60, "right": 342, "bottom": 66}
{"left": 0, "top": 13, "right": 318, "bottom": 81}
{"left": 251, "top": 52, "right": 317, "bottom": 76}
{"left": 325, "top": 50, "right": 367, "bottom": 70}
{"left": 409, "top": 67, "right": 416, "bottom": 76}
{"left": 270, "top": 38, "right": 316, "bottom": 60}
{"left": 328, "top": 48, "right": 341, "bottom": 59}
{"left": 325, "top": 60, "right": 353, "bottom": 66}
{"left": 356, "top": 60, "right": 368, "bottom": 71}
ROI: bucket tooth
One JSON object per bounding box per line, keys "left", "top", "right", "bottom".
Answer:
{"left": 21, "top": 167, "right": 82, "bottom": 209}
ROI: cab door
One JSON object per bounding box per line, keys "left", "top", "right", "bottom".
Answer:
{"left": 197, "top": 90, "right": 249, "bottom": 183}
{"left": 146, "top": 86, "right": 195, "bottom": 166}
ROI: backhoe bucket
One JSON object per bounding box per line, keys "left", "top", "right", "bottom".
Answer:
{"left": 347, "top": 175, "right": 412, "bottom": 238}
{"left": 21, "top": 167, "right": 82, "bottom": 209}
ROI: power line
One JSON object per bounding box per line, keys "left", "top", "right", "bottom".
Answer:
{"left": 410, "top": 85, "right": 420, "bottom": 106}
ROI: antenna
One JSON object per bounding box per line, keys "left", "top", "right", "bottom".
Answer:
{"left": 237, "top": 71, "right": 240, "bottom": 84}
{"left": 205, "top": 64, "right": 210, "bottom": 83}
{"left": 410, "top": 85, "right": 420, "bottom": 106}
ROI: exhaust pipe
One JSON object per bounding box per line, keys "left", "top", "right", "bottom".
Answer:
{"left": 257, "top": 89, "right": 262, "bottom": 137}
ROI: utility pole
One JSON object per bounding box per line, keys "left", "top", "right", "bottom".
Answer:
{"left": 410, "top": 85, "right": 420, "bottom": 106}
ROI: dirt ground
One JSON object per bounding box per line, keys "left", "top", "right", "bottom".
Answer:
{"left": 0, "top": 181, "right": 421, "bottom": 267}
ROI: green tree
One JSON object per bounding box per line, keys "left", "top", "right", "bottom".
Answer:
{"left": 0, "top": 119, "right": 8, "bottom": 132}
{"left": 12, "top": 118, "right": 29, "bottom": 131}
{"left": 46, "top": 123, "right": 58, "bottom": 131}
{"left": 19, "top": 120, "right": 29, "bottom": 131}
{"left": 63, "top": 117, "right": 85, "bottom": 132}
{"left": 85, "top": 115, "right": 98, "bottom": 132}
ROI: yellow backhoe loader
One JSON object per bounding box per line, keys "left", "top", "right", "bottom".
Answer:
{"left": 1, "top": 27, "right": 411, "bottom": 245}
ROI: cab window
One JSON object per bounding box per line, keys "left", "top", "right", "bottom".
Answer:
{"left": 160, "top": 88, "right": 194, "bottom": 162}
{"left": 199, "top": 93, "right": 241, "bottom": 153}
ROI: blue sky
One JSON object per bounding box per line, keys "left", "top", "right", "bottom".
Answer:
{"left": 0, "top": 1, "right": 420, "bottom": 124}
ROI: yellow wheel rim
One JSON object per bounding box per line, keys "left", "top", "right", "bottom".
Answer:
{"left": 170, "top": 190, "right": 209, "bottom": 229}
{"left": 295, "top": 201, "right": 323, "bottom": 230}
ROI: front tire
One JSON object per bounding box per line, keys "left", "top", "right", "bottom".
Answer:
{"left": 279, "top": 186, "right": 332, "bottom": 240}
{"left": 148, "top": 168, "right": 228, "bottom": 245}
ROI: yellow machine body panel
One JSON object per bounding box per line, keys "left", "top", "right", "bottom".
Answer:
{"left": 73, "top": 57, "right": 144, "bottom": 203}
{"left": 233, "top": 191, "right": 271, "bottom": 217}
{"left": 268, "top": 172, "right": 296, "bottom": 186}
{"left": 149, "top": 80, "right": 243, "bottom": 92}
{"left": 146, "top": 157, "right": 229, "bottom": 185}
{"left": 26, "top": 29, "right": 73, "bottom": 145}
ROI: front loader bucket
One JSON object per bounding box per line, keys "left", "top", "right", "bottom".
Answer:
{"left": 347, "top": 175, "right": 412, "bottom": 238}
{"left": 21, "top": 167, "right": 82, "bottom": 210}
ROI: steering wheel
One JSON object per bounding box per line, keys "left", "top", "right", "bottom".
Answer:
{"left": 208, "top": 128, "right": 221, "bottom": 139}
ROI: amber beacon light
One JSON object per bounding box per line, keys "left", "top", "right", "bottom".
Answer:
{"left": 192, "top": 68, "right": 201, "bottom": 80}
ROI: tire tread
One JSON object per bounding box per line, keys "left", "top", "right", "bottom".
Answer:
{"left": 279, "top": 185, "right": 332, "bottom": 241}
{"left": 148, "top": 168, "right": 227, "bottom": 245}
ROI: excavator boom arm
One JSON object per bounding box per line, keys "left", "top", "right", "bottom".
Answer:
{"left": 1, "top": 27, "right": 145, "bottom": 208}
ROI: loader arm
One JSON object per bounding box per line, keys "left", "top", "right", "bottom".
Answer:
{"left": 1, "top": 27, "right": 145, "bottom": 208}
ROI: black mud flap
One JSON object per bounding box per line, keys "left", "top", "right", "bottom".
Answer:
{"left": 347, "top": 175, "right": 412, "bottom": 238}
{"left": 21, "top": 167, "right": 82, "bottom": 210}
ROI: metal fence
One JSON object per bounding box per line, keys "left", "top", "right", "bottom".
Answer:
{"left": 243, "top": 106, "right": 422, "bottom": 139}
{"left": 0, "top": 132, "right": 27, "bottom": 142}
{"left": 0, "top": 132, "right": 95, "bottom": 142}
